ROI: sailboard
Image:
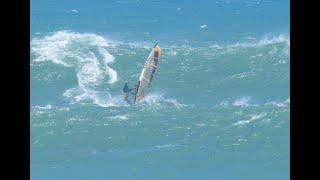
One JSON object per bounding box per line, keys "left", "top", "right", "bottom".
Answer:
{"left": 134, "top": 43, "right": 162, "bottom": 104}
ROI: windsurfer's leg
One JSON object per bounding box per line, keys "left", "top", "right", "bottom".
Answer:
{"left": 149, "top": 67, "right": 157, "bottom": 83}
{"left": 124, "top": 93, "right": 131, "bottom": 104}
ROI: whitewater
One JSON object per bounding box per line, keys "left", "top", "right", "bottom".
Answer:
{"left": 31, "top": 30, "right": 289, "bottom": 180}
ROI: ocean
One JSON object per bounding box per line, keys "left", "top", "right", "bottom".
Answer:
{"left": 31, "top": 0, "right": 290, "bottom": 179}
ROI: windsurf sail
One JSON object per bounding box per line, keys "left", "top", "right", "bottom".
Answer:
{"left": 134, "top": 43, "right": 162, "bottom": 104}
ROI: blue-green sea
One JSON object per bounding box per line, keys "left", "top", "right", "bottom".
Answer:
{"left": 31, "top": 0, "right": 290, "bottom": 179}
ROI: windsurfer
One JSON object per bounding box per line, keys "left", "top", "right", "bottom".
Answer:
{"left": 123, "top": 82, "right": 132, "bottom": 103}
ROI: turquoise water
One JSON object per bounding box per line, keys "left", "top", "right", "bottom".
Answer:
{"left": 31, "top": 0, "right": 290, "bottom": 179}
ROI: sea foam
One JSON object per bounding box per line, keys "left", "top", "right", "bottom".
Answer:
{"left": 233, "top": 112, "right": 267, "bottom": 126}
{"left": 31, "top": 31, "right": 118, "bottom": 106}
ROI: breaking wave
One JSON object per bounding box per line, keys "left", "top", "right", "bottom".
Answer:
{"left": 31, "top": 31, "right": 118, "bottom": 106}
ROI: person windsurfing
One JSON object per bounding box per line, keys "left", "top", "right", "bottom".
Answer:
{"left": 123, "top": 82, "right": 133, "bottom": 104}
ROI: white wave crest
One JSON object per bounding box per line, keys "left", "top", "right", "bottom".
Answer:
{"left": 233, "top": 112, "right": 267, "bottom": 126}
{"left": 71, "top": 9, "right": 79, "bottom": 13}
{"left": 232, "top": 96, "right": 251, "bottom": 107}
{"left": 109, "top": 115, "right": 129, "bottom": 121}
{"left": 224, "top": 71, "right": 254, "bottom": 81}
{"left": 31, "top": 31, "right": 118, "bottom": 106}
{"left": 107, "top": 40, "right": 153, "bottom": 49}
{"left": 200, "top": 24, "right": 208, "bottom": 29}
{"left": 265, "top": 98, "right": 290, "bottom": 107}
{"left": 164, "top": 99, "right": 189, "bottom": 108}
{"left": 63, "top": 88, "right": 129, "bottom": 107}
{"left": 227, "top": 34, "right": 290, "bottom": 48}
{"left": 208, "top": 34, "right": 289, "bottom": 50}
{"left": 141, "top": 93, "right": 189, "bottom": 108}
{"left": 33, "top": 104, "right": 54, "bottom": 110}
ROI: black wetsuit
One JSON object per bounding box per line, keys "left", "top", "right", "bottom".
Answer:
{"left": 123, "top": 83, "right": 132, "bottom": 103}
{"left": 123, "top": 84, "right": 131, "bottom": 93}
